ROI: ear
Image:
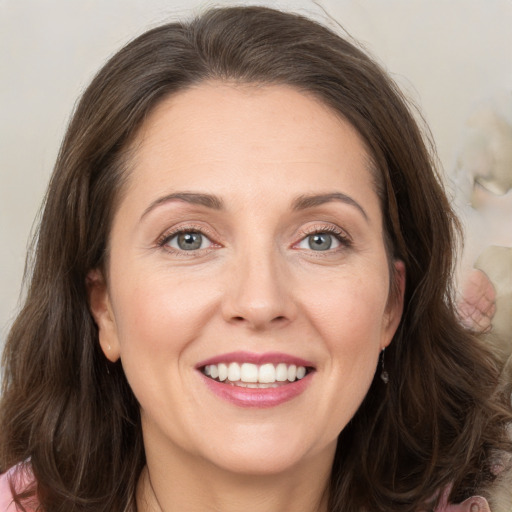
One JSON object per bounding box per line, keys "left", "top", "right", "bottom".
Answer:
{"left": 381, "top": 259, "right": 406, "bottom": 349}
{"left": 86, "top": 269, "right": 121, "bottom": 362}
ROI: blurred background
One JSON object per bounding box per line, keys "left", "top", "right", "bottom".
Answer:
{"left": 1, "top": 0, "right": 511, "bottom": 352}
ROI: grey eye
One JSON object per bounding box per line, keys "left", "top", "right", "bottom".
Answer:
{"left": 169, "top": 232, "right": 205, "bottom": 251}
{"left": 307, "top": 233, "right": 333, "bottom": 251}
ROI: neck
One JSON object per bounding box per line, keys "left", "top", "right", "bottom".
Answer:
{"left": 136, "top": 436, "right": 333, "bottom": 512}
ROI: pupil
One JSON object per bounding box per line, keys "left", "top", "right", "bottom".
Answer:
{"left": 178, "top": 232, "right": 202, "bottom": 250}
{"left": 309, "top": 233, "right": 332, "bottom": 251}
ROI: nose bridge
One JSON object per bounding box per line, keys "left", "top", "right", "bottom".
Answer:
{"left": 222, "top": 231, "right": 294, "bottom": 329}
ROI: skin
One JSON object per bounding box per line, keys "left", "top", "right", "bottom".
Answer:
{"left": 88, "top": 82, "right": 405, "bottom": 512}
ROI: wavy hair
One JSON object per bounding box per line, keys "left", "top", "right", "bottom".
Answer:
{"left": 1, "top": 6, "right": 511, "bottom": 512}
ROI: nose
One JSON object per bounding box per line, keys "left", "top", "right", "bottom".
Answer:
{"left": 221, "top": 245, "right": 297, "bottom": 330}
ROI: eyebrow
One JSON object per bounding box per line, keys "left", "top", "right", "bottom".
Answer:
{"left": 140, "top": 191, "right": 368, "bottom": 222}
{"left": 140, "top": 192, "right": 224, "bottom": 220}
{"left": 292, "top": 192, "right": 368, "bottom": 220}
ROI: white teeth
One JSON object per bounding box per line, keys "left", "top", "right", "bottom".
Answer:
{"left": 240, "top": 363, "right": 258, "bottom": 383}
{"left": 227, "top": 362, "right": 241, "bottom": 382}
{"left": 218, "top": 363, "right": 228, "bottom": 382}
{"left": 259, "top": 363, "right": 276, "bottom": 383}
{"left": 275, "top": 363, "right": 288, "bottom": 382}
{"left": 202, "top": 362, "right": 309, "bottom": 384}
{"left": 235, "top": 382, "right": 279, "bottom": 389}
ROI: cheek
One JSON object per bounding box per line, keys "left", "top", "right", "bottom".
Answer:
{"left": 111, "top": 268, "right": 219, "bottom": 359}
{"left": 308, "top": 275, "right": 387, "bottom": 423}
{"left": 109, "top": 270, "right": 222, "bottom": 424}
{"left": 302, "top": 271, "right": 389, "bottom": 347}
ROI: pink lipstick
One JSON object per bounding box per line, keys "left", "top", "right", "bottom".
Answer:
{"left": 196, "top": 351, "right": 315, "bottom": 408}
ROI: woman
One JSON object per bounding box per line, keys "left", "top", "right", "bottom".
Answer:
{"left": 1, "top": 6, "right": 511, "bottom": 512}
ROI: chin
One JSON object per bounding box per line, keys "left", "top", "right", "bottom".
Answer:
{"left": 209, "top": 448, "right": 312, "bottom": 477}
{"left": 196, "top": 427, "right": 336, "bottom": 477}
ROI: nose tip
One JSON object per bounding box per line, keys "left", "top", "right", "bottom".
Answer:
{"left": 221, "top": 254, "right": 296, "bottom": 330}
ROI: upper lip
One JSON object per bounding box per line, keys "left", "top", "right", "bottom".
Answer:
{"left": 195, "top": 351, "right": 315, "bottom": 369}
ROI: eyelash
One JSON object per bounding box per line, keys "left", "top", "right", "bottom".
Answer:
{"left": 156, "top": 223, "right": 352, "bottom": 255}
{"left": 156, "top": 224, "right": 219, "bottom": 256}
{"left": 294, "top": 224, "right": 352, "bottom": 251}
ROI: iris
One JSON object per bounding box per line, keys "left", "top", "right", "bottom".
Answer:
{"left": 308, "top": 233, "right": 332, "bottom": 251}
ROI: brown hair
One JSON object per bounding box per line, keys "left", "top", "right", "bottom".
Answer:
{"left": 1, "top": 6, "right": 511, "bottom": 512}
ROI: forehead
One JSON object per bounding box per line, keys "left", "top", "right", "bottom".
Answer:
{"left": 123, "top": 82, "right": 379, "bottom": 210}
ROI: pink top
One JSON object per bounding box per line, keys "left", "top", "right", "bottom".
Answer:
{"left": 0, "top": 465, "right": 491, "bottom": 511}
{"left": 0, "top": 466, "right": 37, "bottom": 512}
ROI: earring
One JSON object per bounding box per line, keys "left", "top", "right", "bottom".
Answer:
{"left": 380, "top": 348, "right": 389, "bottom": 384}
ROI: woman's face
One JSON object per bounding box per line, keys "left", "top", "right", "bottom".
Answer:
{"left": 90, "top": 83, "right": 404, "bottom": 476}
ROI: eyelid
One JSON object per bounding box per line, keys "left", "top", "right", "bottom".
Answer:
{"left": 156, "top": 223, "right": 220, "bottom": 254}
{"left": 293, "top": 223, "right": 352, "bottom": 250}
{"left": 155, "top": 222, "right": 351, "bottom": 255}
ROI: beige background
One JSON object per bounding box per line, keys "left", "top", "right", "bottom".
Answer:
{"left": 1, "top": 0, "right": 512, "bottom": 349}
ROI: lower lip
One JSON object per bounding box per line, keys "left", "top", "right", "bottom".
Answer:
{"left": 200, "top": 373, "right": 313, "bottom": 408}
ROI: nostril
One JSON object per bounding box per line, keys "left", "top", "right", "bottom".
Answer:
{"left": 230, "top": 315, "right": 287, "bottom": 322}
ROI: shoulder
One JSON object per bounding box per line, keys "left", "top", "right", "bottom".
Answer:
{"left": 0, "top": 468, "right": 17, "bottom": 511}
{"left": 0, "top": 464, "right": 39, "bottom": 512}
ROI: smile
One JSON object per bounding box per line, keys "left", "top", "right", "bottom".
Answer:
{"left": 201, "top": 362, "right": 309, "bottom": 387}
{"left": 197, "top": 352, "right": 315, "bottom": 407}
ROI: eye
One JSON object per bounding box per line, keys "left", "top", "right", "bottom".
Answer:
{"left": 297, "top": 232, "right": 341, "bottom": 251}
{"left": 164, "top": 231, "right": 212, "bottom": 251}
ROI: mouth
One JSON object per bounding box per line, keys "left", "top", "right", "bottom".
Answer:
{"left": 200, "top": 362, "right": 312, "bottom": 388}
{"left": 196, "top": 352, "right": 316, "bottom": 407}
